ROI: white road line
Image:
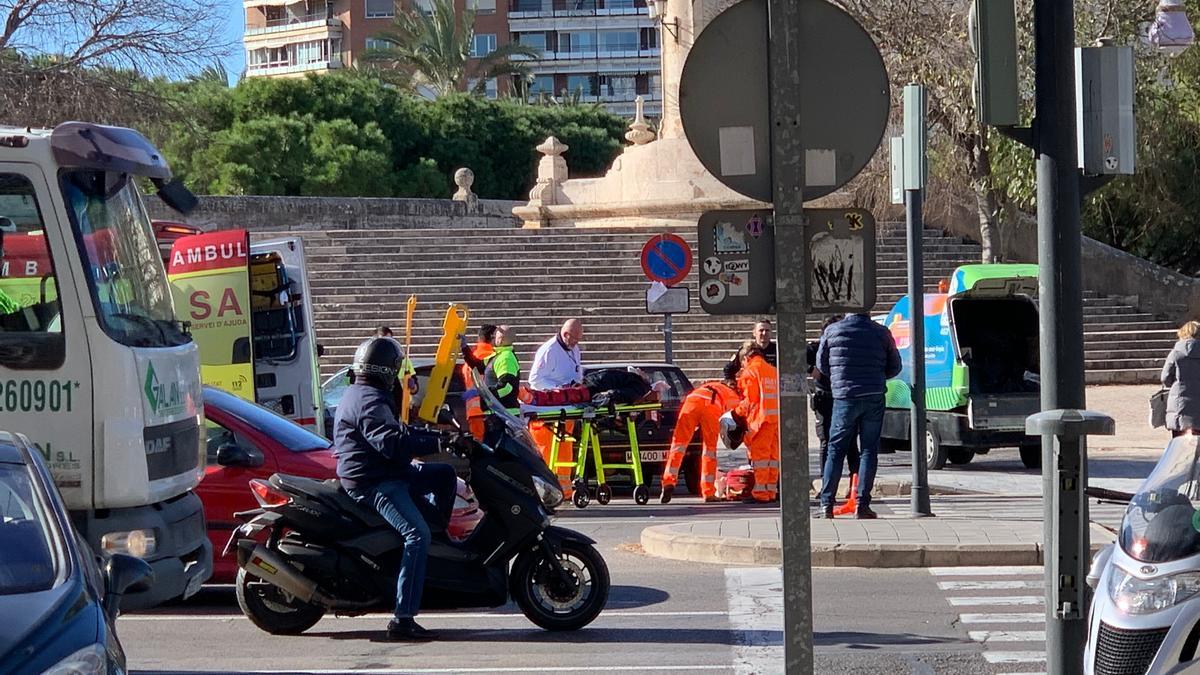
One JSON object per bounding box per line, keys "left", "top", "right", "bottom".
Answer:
{"left": 983, "top": 651, "right": 1048, "bottom": 664}
{"left": 948, "top": 596, "right": 1044, "bottom": 606}
{"left": 937, "top": 580, "right": 1043, "bottom": 591}
{"left": 121, "top": 609, "right": 729, "bottom": 622}
{"left": 725, "top": 566, "right": 783, "bottom": 675}
{"left": 136, "top": 662, "right": 724, "bottom": 667}
{"left": 929, "top": 566, "right": 1044, "bottom": 577}
{"left": 959, "top": 613, "right": 1046, "bottom": 624}
{"left": 967, "top": 630, "right": 1046, "bottom": 642}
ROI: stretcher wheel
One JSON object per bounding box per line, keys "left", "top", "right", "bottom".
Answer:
{"left": 573, "top": 490, "right": 590, "bottom": 509}
{"left": 596, "top": 484, "right": 613, "bottom": 505}
{"left": 572, "top": 478, "right": 588, "bottom": 496}
{"left": 633, "top": 485, "right": 650, "bottom": 505}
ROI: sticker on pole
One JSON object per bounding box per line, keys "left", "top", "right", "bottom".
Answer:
{"left": 640, "top": 234, "right": 693, "bottom": 287}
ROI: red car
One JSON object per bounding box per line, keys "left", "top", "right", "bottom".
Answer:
{"left": 198, "top": 386, "right": 481, "bottom": 583}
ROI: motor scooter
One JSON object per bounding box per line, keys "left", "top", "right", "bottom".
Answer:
{"left": 226, "top": 374, "right": 609, "bottom": 634}
{"left": 1085, "top": 433, "right": 1200, "bottom": 674}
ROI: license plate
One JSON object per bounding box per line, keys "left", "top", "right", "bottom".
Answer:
{"left": 183, "top": 571, "right": 204, "bottom": 599}
{"left": 625, "top": 450, "right": 667, "bottom": 463}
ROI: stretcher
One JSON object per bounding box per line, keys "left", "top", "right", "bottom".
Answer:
{"left": 418, "top": 304, "right": 469, "bottom": 423}
{"left": 520, "top": 401, "right": 662, "bottom": 508}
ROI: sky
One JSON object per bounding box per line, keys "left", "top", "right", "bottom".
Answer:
{"left": 219, "top": 0, "right": 247, "bottom": 84}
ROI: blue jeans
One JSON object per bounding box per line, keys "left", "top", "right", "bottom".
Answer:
{"left": 350, "top": 478, "right": 432, "bottom": 620}
{"left": 819, "top": 395, "right": 885, "bottom": 510}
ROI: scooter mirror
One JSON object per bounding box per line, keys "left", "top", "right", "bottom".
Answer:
{"left": 438, "top": 404, "right": 458, "bottom": 428}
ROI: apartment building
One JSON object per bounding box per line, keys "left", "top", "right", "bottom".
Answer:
{"left": 243, "top": 0, "right": 661, "bottom": 118}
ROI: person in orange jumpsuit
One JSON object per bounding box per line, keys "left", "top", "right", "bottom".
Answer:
{"left": 732, "top": 341, "right": 780, "bottom": 503}
{"left": 660, "top": 361, "right": 742, "bottom": 504}
{"left": 459, "top": 324, "right": 498, "bottom": 440}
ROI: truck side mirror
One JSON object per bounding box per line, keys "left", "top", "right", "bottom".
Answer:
{"left": 216, "top": 443, "right": 262, "bottom": 468}
{"left": 103, "top": 554, "right": 154, "bottom": 619}
{"left": 155, "top": 178, "right": 199, "bottom": 215}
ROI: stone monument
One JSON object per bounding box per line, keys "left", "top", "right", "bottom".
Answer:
{"left": 513, "top": 0, "right": 771, "bottom": 228}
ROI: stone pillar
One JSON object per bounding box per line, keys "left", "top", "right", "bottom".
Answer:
{"left": 452, "top": 167, "right": 479, "bottom": 212}
{"left": 527, "top": 136, "right": 569, "bottom": 207}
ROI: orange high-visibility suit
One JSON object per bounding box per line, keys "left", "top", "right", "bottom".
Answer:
{"left": 661, "top": 381, "right": 741, "bottom": 499}
{"left": 460, "top": 341, "right": 494, "bottom": 440}
{"left": 735, "top": 354, "right": 780, "bottom": 502}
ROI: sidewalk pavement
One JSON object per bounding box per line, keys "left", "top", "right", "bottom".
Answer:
{"left": 640, "top": 514, "right": 1117, "bottom": 567}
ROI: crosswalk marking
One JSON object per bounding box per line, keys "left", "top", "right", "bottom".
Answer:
{"left": 960, "top": 613, "right": 1046, "bottom": 624}
{"left": 968, "top": 630, "right": 1046, "bottom": 642}
{"left": 929, "top": 566, "right": 1043, "bottom": 576}
{"left": 937, "top": 580, "right": 1043, "bottom": 590}
{"left": 983, "top": 651, "right": 1047, "bottom": 664}
{"left": 948, "top": 595, "right": 1044, "bottom": 606}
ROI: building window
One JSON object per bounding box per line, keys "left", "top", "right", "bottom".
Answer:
{"left": 471, "top": 34, "right": 497, "bottom": 58}
{"left": 566, "top": 74, "right": 598, "bottom": 96}
{"left": 515, "top": 31, "right": 547, "bottom": 51}
{"left": 604, "top": 0, "right": 635, "bottom": 8}
{"left": 640, "top": 27, "right": 659, "bottom": 50}
{"left": 365, "top": 0, "right": 394, "bottom": 19}
{"left": 600, "top": 30, "right": 638, "bottom": 52}
{"left": 559, "top": 31, "right": 597, "bottom": 54}
{"left": 600, "top": 74, "right": 636, "bottom": 98}
{"left": 512, "top": 0, "right": 548, "bottom": 12}
{"left": 528, "top": 74, "right": 554, "bottom": 95}
{"left": 470, "top": 0, "right": 497, "bottom": 12}
{"left": 365, "top": 37, "right": 391, "bottom": 51}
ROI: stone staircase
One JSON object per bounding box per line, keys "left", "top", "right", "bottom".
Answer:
{"left": 264, "top": 224, "right": 1177, "bottom": 385}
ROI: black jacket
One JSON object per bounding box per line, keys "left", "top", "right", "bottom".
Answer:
{"left": 333, "top": 383, "right": 441, "bottom": 490}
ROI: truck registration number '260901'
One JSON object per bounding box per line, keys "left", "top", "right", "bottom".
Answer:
{"left": 0, "top": 379, "right": 77, "bottom": 413}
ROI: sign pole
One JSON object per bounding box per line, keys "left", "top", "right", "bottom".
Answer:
{"left": 903, "top": 84, "right": 932, "bottom": 518}
{"left": 767, "top": 0, "right": 814, "bottom": 671}
{"left": 663, "top": 313, "right": 674, "bottom": 363}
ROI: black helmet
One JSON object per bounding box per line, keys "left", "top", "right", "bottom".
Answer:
{"left": 351, "top": 336, "right": 404, "bottom": 386}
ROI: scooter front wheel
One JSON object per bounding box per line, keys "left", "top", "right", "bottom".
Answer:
{"left": 236, "top": 567, "right": 326, "bottom": 635}
{"left": 510, "top": 539, "right": 610, "bottom": 631}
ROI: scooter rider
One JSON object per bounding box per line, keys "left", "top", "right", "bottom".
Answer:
{"left": 333, "top": 336, "right": 457, "bottom": 641}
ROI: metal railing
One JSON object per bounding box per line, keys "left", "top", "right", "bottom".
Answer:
{"left": 244, "top": 12, "right": 337, "bottom": 36}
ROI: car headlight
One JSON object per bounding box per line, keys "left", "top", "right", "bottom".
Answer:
{"left": 1108, "top": 566, "right": 1200, "bottom": 614}
{"left": 43, "top": 643, "right": 106, "bottom": 675}
{"left": 532, "top": 476, "right": 564, "bottom": 509}
{"left": 100, "top": 529, "right": 158, "bottom": 558}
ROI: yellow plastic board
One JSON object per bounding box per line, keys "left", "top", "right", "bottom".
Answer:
{"left": 418, "top": 303, "right": 469, "bottom": 423}
{"left": 400, "top": 294, "right": 417, "bottom": 423}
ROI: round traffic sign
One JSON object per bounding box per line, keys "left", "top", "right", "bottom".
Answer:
{"left": 678, "top": 0, "right": 889, "bottom": 202}
{"left": 640, "top": 234, "right": 693, "bottom": 286}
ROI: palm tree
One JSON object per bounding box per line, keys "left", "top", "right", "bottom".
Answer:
{"left": 362, "top": 0, "right": 541, "bottom": 97}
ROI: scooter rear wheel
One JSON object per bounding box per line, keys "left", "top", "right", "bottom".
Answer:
{"left": 510, "top": 539, "right": 610, "bottom": 631}
{"left": 236, "top": 567, "right": 326, "bottom": 635}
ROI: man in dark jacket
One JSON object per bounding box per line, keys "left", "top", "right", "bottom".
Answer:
{"left": 807, "top": 315, "right": 858, "bottom": 499}
{"left": 815, "top": 313, "right": 902, "bottom": 519}
{"left": 334, "top": 336, "right": 456, "bottom": 641}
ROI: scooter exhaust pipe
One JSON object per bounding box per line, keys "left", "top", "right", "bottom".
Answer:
{"left": 238, "top": 542, "right": 321, "bottom": 604}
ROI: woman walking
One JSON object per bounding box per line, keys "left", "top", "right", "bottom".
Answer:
{"left": 1162, "top": 320, "right": 1200, "bottom": 436}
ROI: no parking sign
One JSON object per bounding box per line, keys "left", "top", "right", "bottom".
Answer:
{"left": 640, "top": 234, "right": 693, "bottom": 287}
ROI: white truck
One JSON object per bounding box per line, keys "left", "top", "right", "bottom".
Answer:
{"left": 0, "top": 122, "right": 210, "bottom": 607}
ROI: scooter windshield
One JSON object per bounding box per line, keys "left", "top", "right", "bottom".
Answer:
{"left": 1120, "top": 434, "right": 1200, "bottom": 564}
{"left": 470, "top": 370, "right": 540, "bottom": 462}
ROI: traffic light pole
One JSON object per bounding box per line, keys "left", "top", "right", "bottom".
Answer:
{"left": 767, "top": 0, "right": 814, "bottom": 671}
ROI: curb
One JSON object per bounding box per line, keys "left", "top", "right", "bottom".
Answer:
{"left": 808, "top": 477, "right": 975, "bottom": 497}
{"left": 640, "top": 523, "right": 1116, "bottom": 568}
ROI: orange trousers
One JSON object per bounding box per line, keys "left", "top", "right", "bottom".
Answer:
{"left": 661, "top": 402, "right": 720, "bottom": 499}
{"left": 746, "top": 421, "right": 780, "bottom": 502}
{"left": 531, "top": 419, "right": 575, "bottom": 496}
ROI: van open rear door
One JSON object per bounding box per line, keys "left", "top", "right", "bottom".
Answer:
{"left": 250, "top": 238, "right": 323, "bottom": 436}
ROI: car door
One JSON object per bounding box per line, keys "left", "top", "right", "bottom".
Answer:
{"left": 198, "top": 410, "right": 278, "bottom": 539}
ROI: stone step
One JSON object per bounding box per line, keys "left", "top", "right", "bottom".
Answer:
{"left": 1085, "top": 369, "right": 1161, "bottom": 385}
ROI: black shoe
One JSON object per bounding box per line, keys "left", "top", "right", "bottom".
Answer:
{"left": 660, "top": 485, "right": 674, "bottom": 504}
{"left": 821, "top": 506, "right": 834, "bottom": 519}
{"left": 386, "top": 618, "right": 438, "bottom": 641}
{"left": 855, "top": 507, "right": 879, "bottom": 520}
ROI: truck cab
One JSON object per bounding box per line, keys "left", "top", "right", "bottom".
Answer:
{"left": 880, "top": 264, "right": 1042, "bottom": 469}
{"left": 0, "top": 123, "right": 210, "bottom": 607}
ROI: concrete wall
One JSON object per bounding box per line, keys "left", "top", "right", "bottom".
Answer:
{"left": 147, "top": 195, "right": 523, "bottom": 232}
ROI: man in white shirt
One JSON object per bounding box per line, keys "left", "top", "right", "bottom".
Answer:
{"left": 529, "top": 319, "right": 584, "bottom": 391}
{"left": 527, "top": 319, "right": 584, "bottom": 496}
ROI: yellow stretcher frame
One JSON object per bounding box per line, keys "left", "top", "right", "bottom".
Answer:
{"left": 418, "top": 303, "right": 469, "bottom": 423}
{"left": 525, "top": 402, "right": 661, "bottom": 508}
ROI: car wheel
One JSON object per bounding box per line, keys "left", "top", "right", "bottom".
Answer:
{"left": 1019, "top": 445, "right": 1042, "bottom": 469}
{"left": 926, "top": 429, "right": 947, "bottom": 471}
{"left": 947, "top": 448, "right": 974, "bottom": 465}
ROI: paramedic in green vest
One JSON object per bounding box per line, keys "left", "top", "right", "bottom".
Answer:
{"left": 484, "top": 324, "right": 520, "bottom": 411}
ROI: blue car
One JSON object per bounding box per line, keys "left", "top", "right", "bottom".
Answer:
{"left": 0, "top": 431, "right": 152, "bottom": 674}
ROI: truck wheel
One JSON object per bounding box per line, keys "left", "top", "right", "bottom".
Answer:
{"left": 947, "top": 448, "right": 974, "bottom": 465}
{"left": 1019, "top": 445, "right": 1043, "bottom": 469}
{"left": 926, "top": 429, "right": 947, "bottom": 470}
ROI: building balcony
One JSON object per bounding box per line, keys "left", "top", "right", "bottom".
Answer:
{"left": 245, "top": 17, "right": 341, "bottom": 39}
{"left": 515, "top": 48, "right": 659, "bottom": 61}
{"left": 245, "top": 58, "right": 343, "bottom": 77}
{"left": 508, "top": 6, "right": 646, "bottom": 18}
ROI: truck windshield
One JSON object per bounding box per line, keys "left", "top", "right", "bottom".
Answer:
{"left": 61, "top": 170, "right": 189, "bottom": 348}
